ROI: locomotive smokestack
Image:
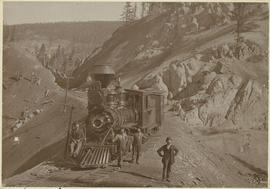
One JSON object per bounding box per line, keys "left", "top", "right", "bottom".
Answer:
{"left": 90, "top": 65, "right": 115, "bottom": 88}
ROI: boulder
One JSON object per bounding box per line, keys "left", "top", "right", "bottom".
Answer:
{"left": 168, "top": 91, "right": 173, "bottom": 100}
{"left": 152, "top": 75, "right": 169, "bottom": 104}
{"left": 151, "top": 40, "right": 160, "bottom": 48}
{"left": 162, "top": 62, "right": 187, "bottom": 95}
{"left": 14, "top": 120, "right": 24, "bottom": 129}
{"left": 132, "top": 84, "right": 139, "bottom": 90}
{"left": 33, "top": 109, "right": 42, "bottom": 115}
{"left": 162, "top": 58, "right": 204, "bottom": 96}
{"left": 13, "top": 136, "right": 20, "bottom": 145}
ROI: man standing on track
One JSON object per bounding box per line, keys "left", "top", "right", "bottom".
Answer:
{"left": 131, "top": 128, "right": 146, "bottom": 164}
{"left": 157, "top": 137, "right": 179, "bottom": 182}
{"left": 112, "top": 128, "right": 127, "bottom": 168}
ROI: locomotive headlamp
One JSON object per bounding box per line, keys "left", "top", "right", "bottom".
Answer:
{"left": 93, "top": 119, "right": 102, "bottom": 128}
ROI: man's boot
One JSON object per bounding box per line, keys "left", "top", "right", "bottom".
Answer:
{"left": 166, "top": 175, "right": 170, "bottom": 182}
{"left": 162, "top": 173, "right": 165, "bottom": 181}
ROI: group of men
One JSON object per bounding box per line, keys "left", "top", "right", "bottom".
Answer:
{"left": 112, "top": 128, "right": 145, "bottom": 167}
{"left": 69, "top": 124, "right": 145, "bottom": 165}
{"left": 69, "top": 123, "right": 179, "bottom": 182}
{"left": 112, "top": 128, "right": 179, "bottom": 182}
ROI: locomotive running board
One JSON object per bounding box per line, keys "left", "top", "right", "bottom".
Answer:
{"left": 78, "top": 145, "right": 116, "bottom": 168}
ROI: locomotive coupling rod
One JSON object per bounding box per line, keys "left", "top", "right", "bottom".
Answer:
{"left": 64, "top": 105, "right": 75, "bottom": 158}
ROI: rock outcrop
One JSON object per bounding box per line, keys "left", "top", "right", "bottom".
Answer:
{"left": 169, "top": 72, "right": 267, "bottom": 129}
{"left": 226, "top": 80, "right": 268, "bottom": 129}
{"left": 137, "top": 42, "right": 267, "bottom": 130}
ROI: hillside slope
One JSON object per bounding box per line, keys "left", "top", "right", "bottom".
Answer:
{"left": 2, "top": 44, "right": 87, "bottom": 178}
{"left": 4, "top": 21, "right": 122, "bottom": 75}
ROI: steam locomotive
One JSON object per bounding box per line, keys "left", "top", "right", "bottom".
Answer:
{"left": 66, "top": 65, "right": 164, "bottom": 168}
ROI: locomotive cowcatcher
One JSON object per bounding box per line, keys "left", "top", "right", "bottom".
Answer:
{"left": 65, "top": 65, "right": 164, "bottom": 168}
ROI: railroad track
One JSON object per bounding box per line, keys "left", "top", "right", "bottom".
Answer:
{"left": 60, "top": 167, "right": 115, "bottom": 187}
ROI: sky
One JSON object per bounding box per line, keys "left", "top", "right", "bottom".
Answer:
{"left": 3, "top": 2, "right": 126, "bottom": 25}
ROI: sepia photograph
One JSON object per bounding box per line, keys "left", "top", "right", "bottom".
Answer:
{"left": 2, "top": 1, "right": 269, "bottom": 187}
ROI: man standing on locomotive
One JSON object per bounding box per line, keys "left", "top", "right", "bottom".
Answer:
{"left": 70, "top": 123, "right": 85, "bottom": 158}
{"left": 112, "top": 128, "right": 128, "bottom": 168}
{"left": 157, "top": 137, "right": 179, "bottom": 182}
{"left": 131, "top": 128, "right": 146, "bottom": 164}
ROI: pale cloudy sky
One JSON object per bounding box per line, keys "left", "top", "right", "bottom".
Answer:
{"left": 4, "top": 2, "right": 126, "bottom": 25}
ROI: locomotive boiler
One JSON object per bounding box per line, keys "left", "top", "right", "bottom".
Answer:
{"left": 66, "top": 65, "right": 164, "bottom": 168}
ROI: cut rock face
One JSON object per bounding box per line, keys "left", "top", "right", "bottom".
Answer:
{"left": 180, "top": 76, "right": 266, "bottom": 129}
{"left": 177, "top": 74, "right": 242, "bottom": 127}
{"left": 226, "top": 79, "right": 267, "bottom": 129}
{"left": 139, "top": 53, "right": 267, "bottom": 130}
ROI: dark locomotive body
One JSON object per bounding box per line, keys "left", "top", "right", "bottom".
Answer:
{"left": 68, "top": 65, "right": 164, "bottom": 168}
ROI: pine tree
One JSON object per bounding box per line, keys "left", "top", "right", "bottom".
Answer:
{"left": 9, "top": 25, "right": 16, "bottom": 42}
{"left": 121, "top": 2, "right": 135, "bottom": 24}
{"left": 231, "top": 3, "right": 256, "bottom": 59}
{"left": 56, "top": 45, "right": 61, "bottom": 58}
{"left": 148, "top": 2, "right": 155, "bottom": 15}
{"left": 38, "top": 43, "right": 46, "bottom": 61}
{"left": 62, "top": 56, "right": 68, "bottom": 74}
{"left": 69, "top": 46, "right": 75, "bottom": 60}
{"left": 141, "top": 2, "right": 145, "bottom": 18}
{"left": 133, "top": 3, "right": 137, "bottom": 20}
{"left": 3, "top": 25, "right": 9, "bottom": 42}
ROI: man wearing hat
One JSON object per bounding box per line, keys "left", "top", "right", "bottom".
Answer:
{"left": 70, "top": 123, "right": 85, "bottom": 158}
{"left": 157, "top": 137, "right": 179, "bottom": 182}
{"left": 112, "top": 128, "right": 128, "bottom": 168}
{"left": 131, "top": 128, "right": 146, "bottom": 164}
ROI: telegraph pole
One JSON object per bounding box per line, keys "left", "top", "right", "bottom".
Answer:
{"left": 63, "top": 74, "right": 74, "bottom": 112}
{"left": 64, "top": 105, "right": 74, "bottom": 158}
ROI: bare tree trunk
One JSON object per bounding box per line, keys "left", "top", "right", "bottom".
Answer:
{"left": 141, "top": 2, "right": 145, "bottom": 18}
{"left": 235, "top": 3, "right": 243, "bottom": 60}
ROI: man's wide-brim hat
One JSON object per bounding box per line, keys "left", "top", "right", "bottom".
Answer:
{"left": 72, "top": 122, "right": 80, "bottom": 127}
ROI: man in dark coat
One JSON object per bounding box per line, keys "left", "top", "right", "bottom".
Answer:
{"left": 157, "top": 137, "right": 179, "bottom": 182}
{"left": 112, "top": 128, "right": 127, "bottom": 168}
{"left": 131, "top": 128, "right": 146, "bottom": 164}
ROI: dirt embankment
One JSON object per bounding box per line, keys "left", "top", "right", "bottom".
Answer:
{"left": 2, "top": 44, "right": 88, "bottom": 178}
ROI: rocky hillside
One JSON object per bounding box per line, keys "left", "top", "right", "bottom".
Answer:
{"left": 70, "top": 3, "right": 268, "bottom": 131}
{"left": 2, "top": 44, "right": 87, "bottom": 178}
{"left": 69, "top": 3, "right": 234, "bottom": 86}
